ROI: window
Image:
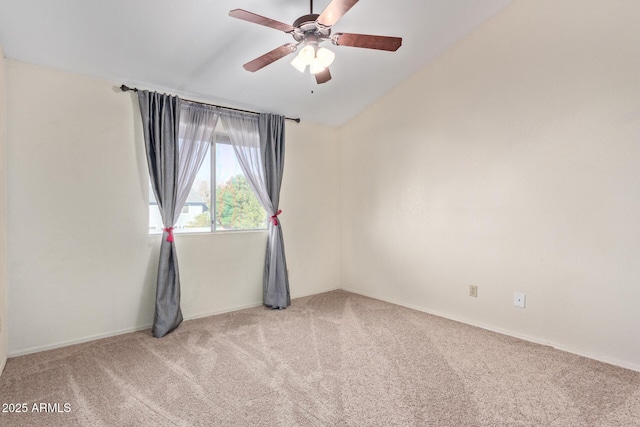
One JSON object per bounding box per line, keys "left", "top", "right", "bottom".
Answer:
{"left": 149, "top": 124, "right": 266, "bottom": 234}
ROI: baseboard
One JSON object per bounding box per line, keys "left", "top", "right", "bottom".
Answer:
{"left": 7, "top": 289, "right": 340, "bottom": 358}
{"left": 0, "top": 355, "right": 6, "bottom": 376}
{"left": 341, "top": 287, "right": 640, "bottom": 373}
{"left": 291, "top": 286, "right": 341, "bottom": 300}
{"left": 182, "top": 300, "right": 264, "bottom": 322}
{"left": 8, "top": 323, "right": 153, "bottom": 358}
{"left": 9, "top": 300, "right": 269, "bottom": 358}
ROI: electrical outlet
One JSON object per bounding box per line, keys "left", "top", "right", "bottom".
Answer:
{"left": 514, "top": 292, "right": 526, "bottom": 308}
{"left": 469, "top": 285, "right": 478, "bottom": 298}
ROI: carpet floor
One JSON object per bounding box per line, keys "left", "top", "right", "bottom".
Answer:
{"left": 0, "top": 290, "right": 639, "bottom": 426}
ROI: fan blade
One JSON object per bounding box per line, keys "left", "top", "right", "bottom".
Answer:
{"left": 229, "top": 9, "right": 296, "bottom": 33}
{"left": 243, "top": 44, "right": 296, "bottom": 72}
{"left": 317, "top": 0, "right": 359, "bottom": 27}
{"left": 333, "top": 33, "right": 402, "bottom": 51}
{"left": 315, "top": 68, "right": 332, "bottom": 84}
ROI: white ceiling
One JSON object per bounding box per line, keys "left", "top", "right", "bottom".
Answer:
{"left": 0, "top": 0, "right": 512, "bottom": 126}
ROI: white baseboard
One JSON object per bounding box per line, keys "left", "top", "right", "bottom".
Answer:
{"left": 8, "top": 323, "right": 153, "bottom": 358}
{"left": 7, "top": 301, "right": 265, "bottom": 357}
{"left": 291, "top": 286, "right": 341, "bottom": 300}
{"left": 341, "top": 286, "right": 640, "bottom": 373}
{"left": 7, "top": 288, "right": 341, "bottom": 358}
{"left": 16, "top": 285, "right": 634, "bottom": 374}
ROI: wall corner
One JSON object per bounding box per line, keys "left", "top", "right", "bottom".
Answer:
{"left": 0, "top": 45, "right": 8, "bottom": 376}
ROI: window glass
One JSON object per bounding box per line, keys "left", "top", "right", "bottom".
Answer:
{"left": 214, "top": 137, "right": 266, "bottom": 231}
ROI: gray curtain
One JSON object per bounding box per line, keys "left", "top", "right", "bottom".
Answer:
{"left": 138, "top": 90, "right": 183, "bottom": 337}
{"left": 138, "top": 93, "right": 220, "bottom": 337}
{"left": 220, "top": 111, "right": 290, "bottom": 308}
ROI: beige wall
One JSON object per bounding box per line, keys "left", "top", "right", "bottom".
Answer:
{"left": 5, "top": 61, "right": 339, "bottom": 355}
{"left": 0, "top": 46, "right": 8, "bottom": 373}
{"left": 339, "top": 0, "right": 640, "bottom": 371}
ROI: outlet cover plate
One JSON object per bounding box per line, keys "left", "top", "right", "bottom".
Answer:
{"left": 514, "top": 292, "right": 526, "bottom": 308}
{"left": 469, "top": 285, "right": 478, "bottom": 298}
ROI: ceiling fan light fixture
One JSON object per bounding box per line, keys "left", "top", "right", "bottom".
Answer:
{"left": 316, "top": 47, "right": 335, "bottom": 68}
{"left": 290, "top": 55, "right": 307, "bottom": 73}
{"left": 298, "top": 44, "right": 316, "bottom": 65}
{"left": 309, "top": 58, "right": 326, "bottom": 75}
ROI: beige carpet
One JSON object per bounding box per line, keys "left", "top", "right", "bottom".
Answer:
{"left": 1, "top": 290, "right": 639, "bottom": 426}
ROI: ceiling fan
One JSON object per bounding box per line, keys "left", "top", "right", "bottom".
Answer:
{"left": 229, "top": 0, "right": 402, "bottom": 84}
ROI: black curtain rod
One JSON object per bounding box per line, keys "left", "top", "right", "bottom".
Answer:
{"left": 120, "top": 85, "right": 300, "bottom": 123}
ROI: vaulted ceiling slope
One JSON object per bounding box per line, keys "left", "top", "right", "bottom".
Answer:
{"left": 0, "top": 0, "right": 512, "bottom": 127}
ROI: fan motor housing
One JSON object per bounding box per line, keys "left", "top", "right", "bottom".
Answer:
{"left": 292, "top": 13, "right": 331, "bottom": 41}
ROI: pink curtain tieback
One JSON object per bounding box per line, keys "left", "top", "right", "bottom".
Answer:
{"left": 163, "top": 226, "right": 175, "bottom": 242}
{"left": 270, "top": 209, "right": 282, "bottom": 226}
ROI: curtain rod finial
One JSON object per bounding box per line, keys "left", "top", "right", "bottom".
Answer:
{"left": 120, "top": 84, "right": 138, "bottom": 92}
